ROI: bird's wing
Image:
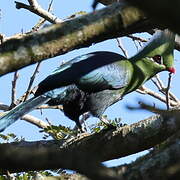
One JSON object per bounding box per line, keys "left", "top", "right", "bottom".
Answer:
{"left": 76, "top": 61, "right": 130, "bottom": 92}
{"left": 35, "top": 51, "right": 127, "bottom": 95}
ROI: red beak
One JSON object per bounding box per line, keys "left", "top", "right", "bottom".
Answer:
{"left": 167, "top": 67, "right": 176, "bottom": 74}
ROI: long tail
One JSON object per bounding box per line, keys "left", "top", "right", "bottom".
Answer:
{"left": 0, "top": 95, "right": 50, "bottom": 132}
{"left": 0, "top": 86, "right": 70, "bottom": 132}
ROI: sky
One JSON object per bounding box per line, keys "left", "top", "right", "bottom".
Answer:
{"left": 0, "top": 0, "right": 180, "bottom": 168}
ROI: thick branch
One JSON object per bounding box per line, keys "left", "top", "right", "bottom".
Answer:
{"left": 1, "top": 111, "right": 180, "bottom": 174}
{"left": 0, "top": 2, "right": 156, "bottom": 76}
{"left": 98, "top": 0, "right": 180, "bottom": 53}
{"left": 114, "top": 130, "right": 180, "bottom": 180}
{"left": 0, "top": 144, "right": 118, "bottom": 180}
{"left": 126, "top": 0, "right": 180, "bottom": 35}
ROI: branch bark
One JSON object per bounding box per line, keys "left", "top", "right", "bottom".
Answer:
{"left": 126, "top": 0, "right": 180, "bottom": 35}
{"left": 0, "top": 2, "right": 155, "bottom": 76}
{"left": 113, "top": 130, "right": 180, "bottom": 180}
{"left": 99, "top": 0, "right": 180, "bottom": 52}
{"left": 1, "top": 111, "right": 180, "bottom": 174}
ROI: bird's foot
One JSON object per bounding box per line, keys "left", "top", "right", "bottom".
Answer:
{"left": 119, "top": 123, "right": 127, "bottom": 127}
{"left": 74, "top": 121, "right": 89, "bottom": 136}
{"left": 78, "top": 126, "right": 87, "bottom": 133}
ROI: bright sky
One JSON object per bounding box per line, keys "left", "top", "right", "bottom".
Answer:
{"left": 0, "top": 0, "right": 180, "bottom": 167}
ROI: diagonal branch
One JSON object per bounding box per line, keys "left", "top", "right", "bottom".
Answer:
{"left": 136, "top": 85, "right": 179, "bottom": 107}
{"left": 0, "top": 2, "right": 156, "bottom": 76}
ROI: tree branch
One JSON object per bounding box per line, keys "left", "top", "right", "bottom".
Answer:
{"left": 21, "top": 114, "right": 49, "bottom": 129}
{"left": 126, "top": 0, "right": 180, "bottom": 35}
{"left": 0, "top": 143, "right": 118, "bottom": 180}
{"left": 11, "top": 71, "right": 19, "bottom": 106}
{"left": 1, "top": 110, "right": 180, "bottom": 174}
{"left": 136, "top": 86, "right": 179, "bottom": 107}
{"left": 98, "top": 0, "right": 180, "bottom": 53}
{"left": 0, "top": 2, "right": 156, "bottom": 76}
{"left": 15, "top": 0, "right": 63, "bottom": 24}
{"left": 113, "top": 130, "right": 180, "bottom": 180}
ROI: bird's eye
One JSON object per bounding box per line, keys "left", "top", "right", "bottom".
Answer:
{"left": 152, "top": 55, "right": 162, "bottom": 64}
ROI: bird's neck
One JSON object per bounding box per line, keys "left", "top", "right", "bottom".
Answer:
{"left": 134, "top": 58, "right": 163, "bottom": 78}
{"left": 123, "top": 58, "right": 161, "bottom": 95}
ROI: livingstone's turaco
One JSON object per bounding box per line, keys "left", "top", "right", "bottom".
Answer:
{"left": 0, "top": 29, "right": 175, "bottom": 132}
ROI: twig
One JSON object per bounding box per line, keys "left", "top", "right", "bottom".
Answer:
{"left": 152, "top": 74, "right": 164, "bottom": 90}
{"left": 23, "top": 62, "right": 41, "bottom": 101}
{"left": 11, "top": 71, "right": 19, "bottom": 107}
{"left": 116, "top": 38, "right": 128, "bottom": 58}
{"left": 127, "top": 34, "right": 148, "bottom": 43}
{"left": 31, "top": 18, "right": 46, "bottom": 32}
{"left": 0, "top": 103, "right": 9, "bottom": 111}
{"left": 15, "top": 86, "right": 38, "bottom": 105}
{"left": 38, "top": 104, "right": 63, "bottom": 111}
{"left": 30, "top": 0, "right": 54, "bottom": 32}
{"left": 21, "top": 114, "right": 49, "bottom": 129}
{"left": 136, "top": 86, "right": 178, "bottom": 107}
{"left": 152, "top": 75, "right": 180, "bottom": 103}
{"left": 6, "top": 171, "right": 15, "bottom": 180}
{"left": 15, "top": 0, "right": 63, "bottom": 24}
{"left": 166, "top": 73, "right": 173, "bottom": 110}
{"left": 127, "top": 34, "right": 147, "bottom": 50}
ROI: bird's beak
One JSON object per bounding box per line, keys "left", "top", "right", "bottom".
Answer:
{"left": 167, "top": 67, "right": 176, "bottom": 74}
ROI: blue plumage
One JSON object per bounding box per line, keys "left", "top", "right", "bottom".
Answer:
{"left": 35, "top": 51, "right": 128, "bottom": 95}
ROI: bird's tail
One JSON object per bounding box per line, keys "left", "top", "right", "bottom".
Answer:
{"left": 0, "top": 95, "right": 50, "bottom": 132}
{"left": 0, "top": 86, "right": 70, "bottom": 132}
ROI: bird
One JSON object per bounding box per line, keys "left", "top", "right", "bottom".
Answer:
{"left": 0, "top": 29, "right": 175, "bottom": 132}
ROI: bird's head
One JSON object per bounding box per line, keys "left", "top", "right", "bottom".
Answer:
{"left": 132, "top": 29, "right": 175, "bottom": 74}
